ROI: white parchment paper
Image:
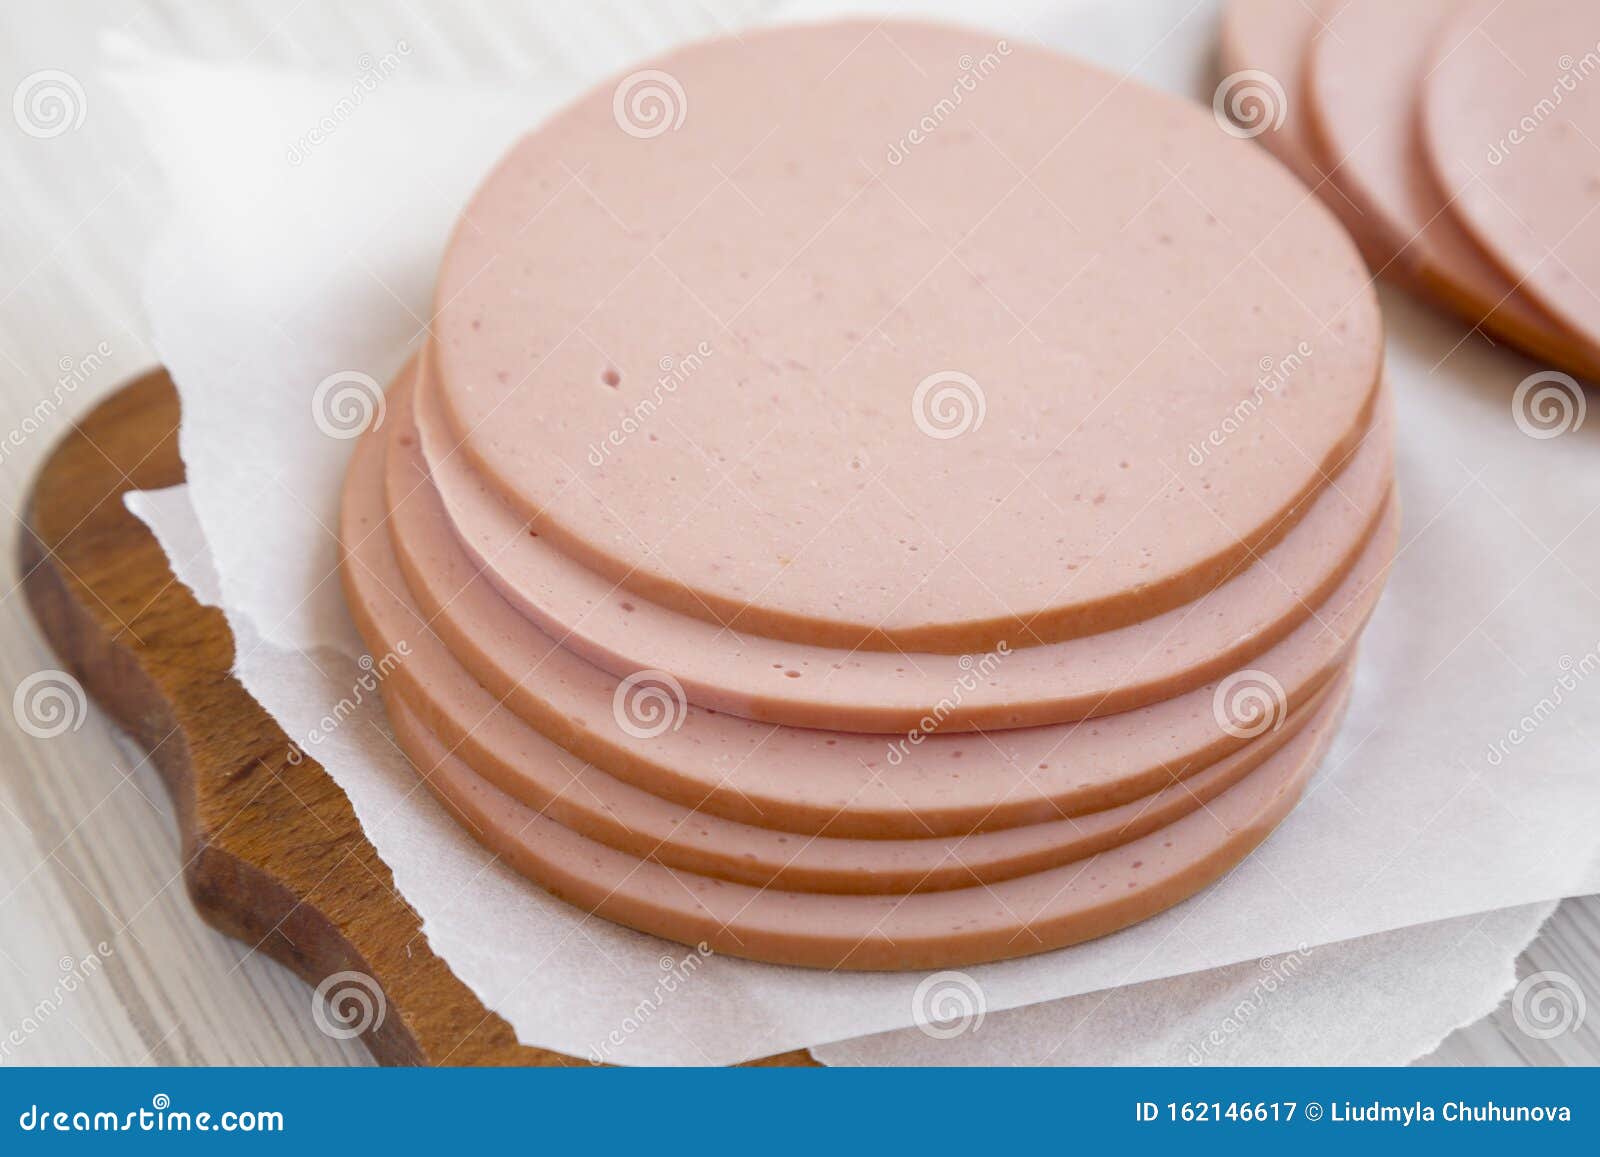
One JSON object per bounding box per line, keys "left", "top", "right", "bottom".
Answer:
{"left": 114, "top": 0, "right": 1600, "bottom": 1064}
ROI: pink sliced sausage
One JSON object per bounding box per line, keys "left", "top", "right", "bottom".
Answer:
{"left": 387, "top": 665, "right": 1342, "bottom": 895}
{"left": 343, "top": 413, "right": 1349, "bottom": 890}
{"left": 1422, "top": 0, "right": 1600, "bottom": 354}
{"left": 428, "top": 20, "right": 1382, "bottom": 654}
{"left": 339, "top": 382, "right": 1397, "bottom": 838}
{"left": 383, "top": 677, "right": 1350, "bottom": 969}
{"left": 328, "top": 18, "right": 1400, "bottom": 968}
{"left": 1216, "top": 0, "right": 1400, "bottom": 275}
{"left": 1304, "top": 0, "right": 1600, "bottom": 375}
{"left": 410, "top": 354, "right": 1393, "bottom": 731}
{"left": 1215, "top": 0, "right": 1332, "bottom": 195}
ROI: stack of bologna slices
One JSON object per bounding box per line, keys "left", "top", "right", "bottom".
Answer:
{"left": 338, "top": 21, "right": 1397, "bottom": 970}
{"left": 1220, "top": 0, "right": 1600, "bottom": 380}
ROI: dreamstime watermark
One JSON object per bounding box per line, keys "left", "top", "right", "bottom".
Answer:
{"left": 13, "top": 69, "right": 86, "bottom": 139}
{"left": 1212, "top": 669, "right": 1287, "bottom": 740}
{"left": 587, "top": 341, "right": 714, "bottom": 466}
{"left": 1486, "top": 42, "right": 1600, "bottom": 165}
{"left": 1187, "top": 342, "right": 1313, "bottom": 466}
{"left": 1484, "top": 643, "right": 1600, "bottom": 767}
{"left": 0, "top": 941, "right": 115, "bottom": 1063}
{"left": 286, "top": 42, "right": 412, "bottom": 165}
{"left": 1511, "top": 370, "right": 1585, "bottom": 439}
{"left": 310, "top": 970, "right": 386, "bottom": 1040}
{"left": 0, "top": 340, "right": 111, "bottom": 467}
{"left": 885, "top": 643, "right": 1010, "bottom": 766}
{"left": 1511, "top": 970, "right": 1586, "bottom": 1040}
{"left": 612, "top": 669, "right": 688, "bottom": 739}
{"left": 1212, "top": 69, "right": 1287, "bottom": 140}
{"left": 911, "top": 970, "right": 986, "bottom": 1040}
{"left": 885, "top": 41, "right": 1011, "bottom": 165}
{"left": 311, "top": 369, "right": 385, "bottom": 439}
{"left": 587, "top": 941, "right": 713, "bottom": 1064}
{"left": 912, "top": 370, "right": 986, "bottom": 439}
{"left": 17, "top": 1095, "right": 284, "bottom": 1134}
{"left": 12, "top": 669, "right": 88, "bottom": 740}
{"left": 613, "top": 70, "right": 686, "bottom": 139}
{"left": 1185, "top": 944, "right": 1314, "bottom": 1064}
{"left": 288, "top": 643, "right": 410, "bottom": 763}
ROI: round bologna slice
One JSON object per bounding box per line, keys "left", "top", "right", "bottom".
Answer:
{"left": 410, "top": 354, "right": 1393, "bottom": 732}
{"left": 428, "top": 20, "right": 1382, "bottom": 654}
{"left": 1423, "top": 0, "right": 1600, "bottom": 352}
{"left": 1216, "top": 0, "right": 1399, "bottom": 274}
{"left": 344, "top": 427, "right": 1347, "bottom": 890}
{"left": 1305, "top": 0, "right": 1600, "bottom": 375}
{"left": 1216, "top": 0, "right": 1332, "bottom": 193}
{"left": 385, "top": 678, "right": 1350, "bottom": 970}
{"left": 390, "top": 651, "right": 1342, "bottom": 895}
{"left": 341, "top": 389, "right": 1397, "bottom": 838}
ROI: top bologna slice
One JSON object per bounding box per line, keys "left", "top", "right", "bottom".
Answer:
{"left": 427, "top": 20, "right": 1382, "bottom": 653}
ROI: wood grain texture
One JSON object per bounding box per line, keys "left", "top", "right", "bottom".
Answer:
{"left": 16, "top": 368, "right": 810, "bottom": 1066}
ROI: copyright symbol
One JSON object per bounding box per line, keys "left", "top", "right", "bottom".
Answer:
{"left": 1305, "top": 1102, "right": 1323, "bottom": 1121}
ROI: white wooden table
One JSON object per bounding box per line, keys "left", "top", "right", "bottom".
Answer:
{"left": 1, "top": 0, "right": 1595, "bottom": 1066}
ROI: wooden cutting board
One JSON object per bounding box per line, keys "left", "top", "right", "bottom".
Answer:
{"left": 17, "top": 369, "right": 809, "bottom": 1067}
